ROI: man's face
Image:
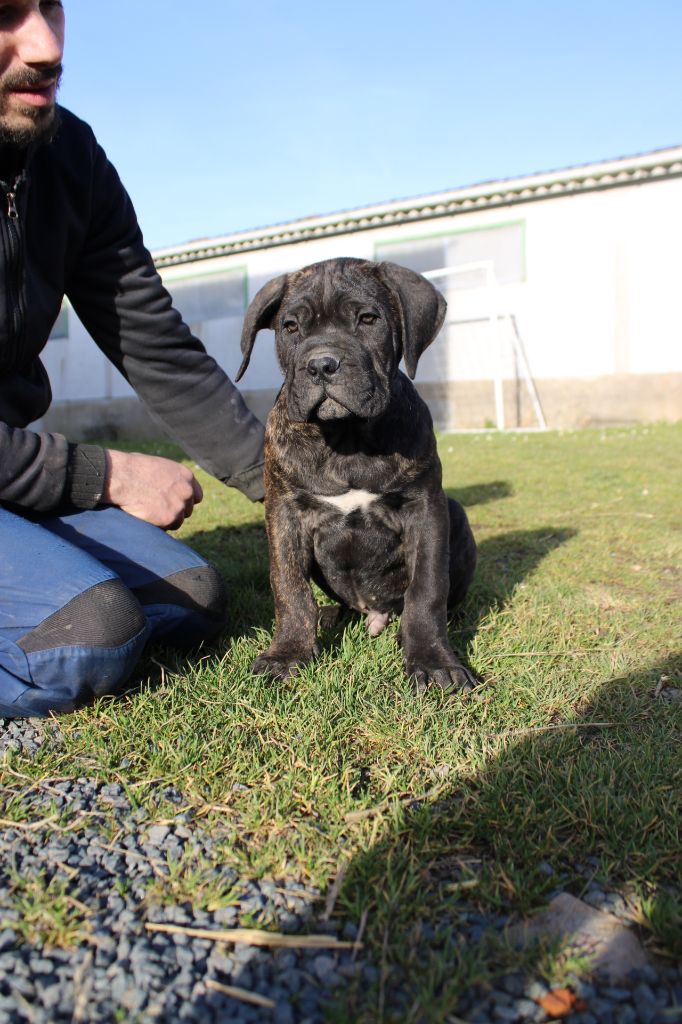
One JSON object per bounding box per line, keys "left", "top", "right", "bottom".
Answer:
{"left": 0, "top": 0, "right": 64, "bottom": 148}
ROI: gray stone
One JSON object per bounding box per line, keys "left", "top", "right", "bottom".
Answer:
{"left": 312, "top": 953, "right": 338, "bottom": 983}
{"left": 39, "top": 982, "right": 64, "bottom": 1010}
{"left": 31, "top": 956, "right": 57, "bottom": 974}
{"left": 602, "top": 986, "right": 633, "bottom": 1001}
{"left": 9, "top": 975, "right": 36, "bottom": 998}
{"left": 524, "top": 980, "right": 549, "bottom": 1000}
{"left": 120, "top": 984, "right": 146, "bottom": 1011}
{"left": 273, "top": 999, "right": 295, "bottom": 1024}
{"left": 614, "top": 1006, "right": 637, "bottom": 1024}
{"left": 511, "top": 893, "right": 650, "bottom": 982}
{"left": 146, "top": 824, "right": 170, "bottom": 845}
{"left": 274, "top": 950, "right": 297, "bottom": 971}
{"left": 213, "top": 906, "right": 238, "bottom": 927}
{"left": 278, "top": 911, "right": 301, "bottom": 933}
{"left": 633, "top": 1001, "right": 657, "bottom": 1024}
{"left": 491, "top": 1005, "right": 518, "bottom": 1021}
{"left": 512, "top": 997, "right": 543, "bottom": 1018}
{"left": 283, "top": 969, "right": 303, "bottom": 994}
{"left": 586, "top": 998, "right": 615, "bottom": 1022}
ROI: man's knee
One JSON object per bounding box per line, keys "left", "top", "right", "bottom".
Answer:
{"left": 17, "top": 577, "right": 147, "bottom": 655}
{"left": 133, "top": 564, "right": 227, "bottom": 621}
{"left": 132, "top": 564, "right": 228, "bottom": 647}
{"left": 6, "top": 578, "right": 149, "bottom": 717}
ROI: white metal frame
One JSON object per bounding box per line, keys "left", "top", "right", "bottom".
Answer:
{"left": 424, "top": 263, "right": 546, "bottom": 431}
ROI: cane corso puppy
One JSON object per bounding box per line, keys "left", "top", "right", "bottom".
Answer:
{"left": 236, "top": 257, "right": 477, "bottom": 691}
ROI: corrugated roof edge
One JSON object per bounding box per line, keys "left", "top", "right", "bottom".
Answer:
{"left": 153, "top": 144, "right": 682, "bottom": 269}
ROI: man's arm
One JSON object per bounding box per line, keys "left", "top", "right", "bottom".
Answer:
{"left": 63, "top": 122, "right": 265, "bottom": 503}
{"left": 0, "top": 423, "right": 204, "bottom": 529}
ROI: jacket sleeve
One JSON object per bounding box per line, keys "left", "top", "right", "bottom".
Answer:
{"left": 0, "top": 422, "right": 106, "bottom": 512}
{"left": 0, "top": 423, "right": 68, "bottom": 510}
{"left": 64, "top": 131, "right": 265, "bottom": 501}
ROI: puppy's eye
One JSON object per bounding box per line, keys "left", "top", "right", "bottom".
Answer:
{"left": 359, "top": 312, "right": 379, "bottom": 325}
{"left": 283, "top": 320, "right": 299, "bottom": 334}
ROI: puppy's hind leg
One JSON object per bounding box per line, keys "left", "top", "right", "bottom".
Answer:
{"left": 318, "top": 604, "right": 351, "bottom": 631}
{"left": 447, "top": 497, "right": 477, "bottom": 611}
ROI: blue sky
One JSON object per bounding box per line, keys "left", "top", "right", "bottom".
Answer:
{"left": 60, "top": 0, "right": 682, "bottom": 251}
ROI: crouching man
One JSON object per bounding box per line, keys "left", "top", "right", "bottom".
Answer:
{"left": 0, "top": 1, "right": 264, "bottom": 717}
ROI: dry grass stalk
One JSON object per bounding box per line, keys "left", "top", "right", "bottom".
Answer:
{"left": 145, "top": 921, "right": 360, "bottom": 949}
{"left": 204, "top": 978, "right": 276, "bottom": 1008}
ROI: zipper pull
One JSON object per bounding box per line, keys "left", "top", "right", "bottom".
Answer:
{"left": 6, "top": 191, "right": 18, "bottom": 220}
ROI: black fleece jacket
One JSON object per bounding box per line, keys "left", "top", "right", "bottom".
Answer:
{"left": 0, "top": 106, "right": 264, "bottom": 512}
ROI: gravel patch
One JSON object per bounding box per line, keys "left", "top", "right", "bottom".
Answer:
{"left": 0, "top": 718, "right": 53, "bottom": 759}
{"left": 2, "top": 716, "right": 680, "bottom": 1023}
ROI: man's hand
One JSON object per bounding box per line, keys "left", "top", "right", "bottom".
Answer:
{"left": 102, "top": 449, "right": 203, "bottom": 530}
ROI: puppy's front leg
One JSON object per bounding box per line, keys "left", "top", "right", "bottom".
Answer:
{"left": 400, "top": 488, "right": 475, "bottom": 693}
{"left": 251, "top": 494, "right": 320, "bottom": 681}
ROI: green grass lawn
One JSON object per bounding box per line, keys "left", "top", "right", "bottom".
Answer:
{"left": 2, "top": 423, "right": 681, "bottom": 1020}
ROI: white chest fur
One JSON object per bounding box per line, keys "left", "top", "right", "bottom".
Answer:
{"left": 313, "top": 489, "right": 380, "bottom": 513}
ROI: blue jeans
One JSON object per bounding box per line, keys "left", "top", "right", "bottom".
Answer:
{"left": 0, "top": 506, "right": 227, "bottom": 718}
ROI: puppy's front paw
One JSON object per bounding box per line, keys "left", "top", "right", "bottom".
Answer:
{"left": 251, "top": 643, "right": 320, "bottom": 681}
{"left": 406, "top": 656, "right": 476, "bottom": 695}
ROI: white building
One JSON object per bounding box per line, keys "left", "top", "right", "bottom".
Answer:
{"left": 39, "top": 145, "right": 682, "bottom": 438}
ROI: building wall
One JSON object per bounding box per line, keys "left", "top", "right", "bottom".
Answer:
{"left": 37, "top": 167, "right": 682, "bottom": 438}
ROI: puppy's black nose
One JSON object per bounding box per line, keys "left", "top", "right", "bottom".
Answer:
{"left": 307, "top": 354, "right": 340, "bottom": 379}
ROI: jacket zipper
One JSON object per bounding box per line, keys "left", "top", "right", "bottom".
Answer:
{"left": 0, "top": 172, "right": 27, "bottom": 368}
{"left": 6, "top": 187, "right": 19, "bottom": 220}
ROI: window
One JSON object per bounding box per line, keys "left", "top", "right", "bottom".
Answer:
{"left": 169, "top": 271, "right": 246, "bottom": 324}
{"left": 164, "top": 268, "right": 247, "bottom": 372}
{"left": 375, "top": 222, "right": 524, "bottom": 286}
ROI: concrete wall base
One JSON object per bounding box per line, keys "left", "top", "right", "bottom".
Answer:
{"left": 418, "top": 372, "right": 682, "bottom": 430}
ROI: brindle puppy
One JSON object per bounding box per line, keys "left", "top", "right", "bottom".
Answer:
{"left": 236, "top": 257, "right": 477, "bottom": 691}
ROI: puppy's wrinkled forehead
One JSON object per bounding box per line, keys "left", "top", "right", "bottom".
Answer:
{"left": 282, "top": 260, "right": 388, "bottom": 322}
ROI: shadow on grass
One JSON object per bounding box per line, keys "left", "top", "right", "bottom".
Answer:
{"left": 327, "top": 652, "right": 682, "bottom": 1022}
{"left": 447, "top": 480, "right": 514, "bottom": 506}
{"left": 455, "top": 525, "right": 577, "bottom": 630}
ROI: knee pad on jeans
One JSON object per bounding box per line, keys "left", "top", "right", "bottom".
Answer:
{"left": 132, "top": 564, "right": 228, "bottom": 647}
{"left": 11, "top": 578, "right": 149, "bottom": 714}
{"left": 17, "top": 577, "right": 147, "bottom": 655}
{"left": 133, "top": 564, "right": 227, "bottom": 620}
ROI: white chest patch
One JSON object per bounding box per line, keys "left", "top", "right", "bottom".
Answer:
{"left": 313, "top": 489, "right": 380, "bottom": 513}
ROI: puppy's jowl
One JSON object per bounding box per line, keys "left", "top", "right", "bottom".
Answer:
{"left": 237, "top": 258, "right": 477, "bottom": 691}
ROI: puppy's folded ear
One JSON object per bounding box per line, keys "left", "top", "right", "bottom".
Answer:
{"left": 377, "top": 262, "right": 447, "bottom": 379}
{"left": 236, "top": 273, "right": 289, "bottom": 381}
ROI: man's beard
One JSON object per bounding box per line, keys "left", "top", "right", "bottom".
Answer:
{"left": 0, "top": 64, "right": 63, "bottom": 148}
